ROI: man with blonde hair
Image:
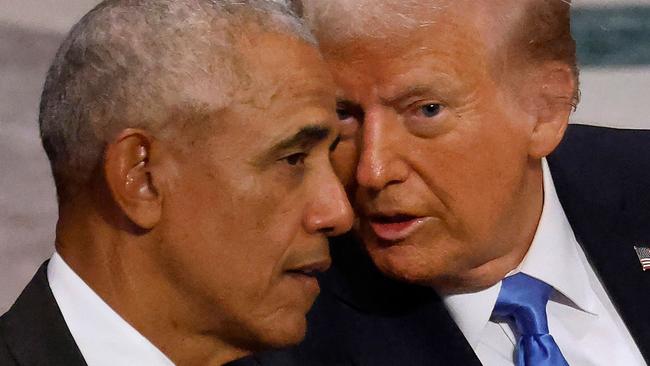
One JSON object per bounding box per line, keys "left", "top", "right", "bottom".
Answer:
{"left": 237, "top": 1, "right": 650, "bottom": 365}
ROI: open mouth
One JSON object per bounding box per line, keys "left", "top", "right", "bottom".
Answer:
{"left": 371, "top": 214, "right": 419, "bottom": 224}
{"left": 368, "top": 214, "right": 428, "bottom": 242}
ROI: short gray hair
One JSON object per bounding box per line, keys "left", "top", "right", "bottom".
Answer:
{"left": 40, "top": 0, "right": 313, "bottom": 201}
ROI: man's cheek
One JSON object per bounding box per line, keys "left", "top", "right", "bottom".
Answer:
{"left": 331, "top": 140, "right": 359, "bottom": 189}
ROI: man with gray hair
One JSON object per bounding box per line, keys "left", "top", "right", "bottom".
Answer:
{"left": 0, "top": 0, "right": 353, "bottom": 365}
{"left": 238, "top": 0, "right": 650, "bottom": 365}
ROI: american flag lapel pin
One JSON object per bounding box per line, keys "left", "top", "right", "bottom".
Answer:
{"left": 634, "top": 246, "right": 650, "bottom": 271}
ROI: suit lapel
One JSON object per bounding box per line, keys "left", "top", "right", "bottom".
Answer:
{"left": 577, "top": 228, "right": 650, "bottom": 360}
{"left": 549, "top": 125, "right": 650, "bottom": 361}
{"left": 349, "top": 297, "right": 481, "bottom": 366}
{"left": 0, "top": 262, "right": 87, "bottom": 366}
{"left": 565, "top": 177, "right": 650, "bottom": 360}
{"left": 323, "top": 236, "right": 482, "bottom": 366}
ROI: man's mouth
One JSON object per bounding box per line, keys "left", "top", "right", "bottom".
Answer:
{"left": 285, "top": 258, "right": 330, "bottom": 294}
{"left": 285, "top": 258, "right": 331, "bottom": 278}
{"left": 367, "top": 214, "right": 429, "bottom": 242}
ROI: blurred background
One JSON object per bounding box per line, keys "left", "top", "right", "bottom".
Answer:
{"left": 1, "top": 0, "right": 650, "bottom": 313}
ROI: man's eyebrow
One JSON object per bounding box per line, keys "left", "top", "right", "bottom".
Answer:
{"left": 270, "top": 124, "right": 332, "bottom": 153}
{"left": 336, "top": 97, "right": 361, "bottom": 109}
{"left": 336, "top": 97, "right": 352, "bottom": 104}
{"left": 380, "top": 85, "right": 437, "bottom": 105}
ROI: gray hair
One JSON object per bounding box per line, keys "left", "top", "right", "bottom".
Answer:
{"left": 39, "top": 0, "right": 314, "bottom": 201}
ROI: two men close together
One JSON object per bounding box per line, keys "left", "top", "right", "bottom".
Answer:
{"left": 1, "top": 0, "right": 648, "bottom": 365}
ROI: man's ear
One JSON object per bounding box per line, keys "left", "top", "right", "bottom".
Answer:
{"left": 104, "top": 129, "right": 162, "bottom": 230}
{"left": 527, "top": 61, "right": 576, "bottom": 159}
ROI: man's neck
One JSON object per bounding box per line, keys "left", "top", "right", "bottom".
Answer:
{"left": 55, "top": 210, "right": 248, "bottom": 365}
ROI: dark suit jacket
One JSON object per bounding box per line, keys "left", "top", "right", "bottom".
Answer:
{"left": 0, "top": 262, "right": 88, "bottom": 366}
{"left": 0, "top": 264, "right": 258, "bottom": 366}
{"left": 235, "top": 124, "right": 650, "bottom": 366}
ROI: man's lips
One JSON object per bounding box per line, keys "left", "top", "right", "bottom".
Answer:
{"left": 367, "top": 215, "right": 429, "bottom": 242}
{"left": 285, "top": 258, "right": 331, "bottom": 294}
{"left": 285, "top": 258, "right": 331, "bottom": 277}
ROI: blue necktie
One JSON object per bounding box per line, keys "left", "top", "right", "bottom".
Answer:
{"left": 492, "top": 273, "right": 569, "bottom": 366}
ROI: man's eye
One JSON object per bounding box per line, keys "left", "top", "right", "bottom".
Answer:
{"left": 336, "top": 107, "right": 353, "bottom": 121}
{"left": 283, "top": 152, "right": 307, "bottom": 166}
{"left": 419, "top": 103, "right": 443, "bottom": 118}
{"left": 336, "top": 102, "right": 362, "bottom": 139}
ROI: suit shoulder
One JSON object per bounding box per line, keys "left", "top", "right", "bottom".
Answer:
{"left": 549, "top": 124, "right": 650, "bottom": 240}
{"left": 0, "top": 262, "right": 87, "bottom": 366}
{"left": 550, "top": 124, "right": 650, "bottom": 201}
{"left": 552, "top": 124, "right": 650, "bottom": 174}
{"left": 0, "top": 315, "right": 19, "bottom": 366}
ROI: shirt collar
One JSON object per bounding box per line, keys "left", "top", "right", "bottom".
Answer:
{"left": 48, "top": 252, "right": 175, "bottom": 366}
{"left": 516, "top": 158, "right": 598, "bottom": 316}
{"left": 443, "top": 158, "right": 598, "bottom": 347}
{"left": 443, "top": 282, "right": 501, "bottom": 347}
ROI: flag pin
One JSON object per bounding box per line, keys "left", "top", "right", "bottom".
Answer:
{"left": 634, "top": 246, "right": 650, "bottom": 271}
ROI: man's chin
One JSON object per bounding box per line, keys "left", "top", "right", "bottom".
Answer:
{"left": 366, "top": 245, "right": 508, "bottom": 294}
{"left": 250, "top": 315, "right": 308, "bottom": 350}
{"left": 366, "top": 243, "right": 443, "bottom": 286}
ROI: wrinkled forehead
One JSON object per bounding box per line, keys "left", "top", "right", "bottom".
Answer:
{"left": 310, "top": 0, "right": 531, "bottom": 99}
{"left": 170, "top": 29, "right": 337, "bottom": 147}
{"left": 309, "top": 0, "right": 524, "bottom": 61}
{"left": 181, "top": 25, "right": 334, "bottom": 114}
{"left": 233, "top": 30, "right": 335, "bottom": 107}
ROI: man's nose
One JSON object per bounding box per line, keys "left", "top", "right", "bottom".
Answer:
{"left": 355, "top": 109, "right": 409, "bottom": 191}
{"left": 304, "top": 168, "right": 354, "bottom": 236}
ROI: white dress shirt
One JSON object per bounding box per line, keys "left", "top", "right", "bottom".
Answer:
{"left": 48, "top": 252, "right": 175, "bottom": 366}
{"left": 444, "top": 159, "right": 646, "bottom": 366}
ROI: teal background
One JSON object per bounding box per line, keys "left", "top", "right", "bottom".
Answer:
{"left": 573, "top": 7, "right": 650, "bottom": 66}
